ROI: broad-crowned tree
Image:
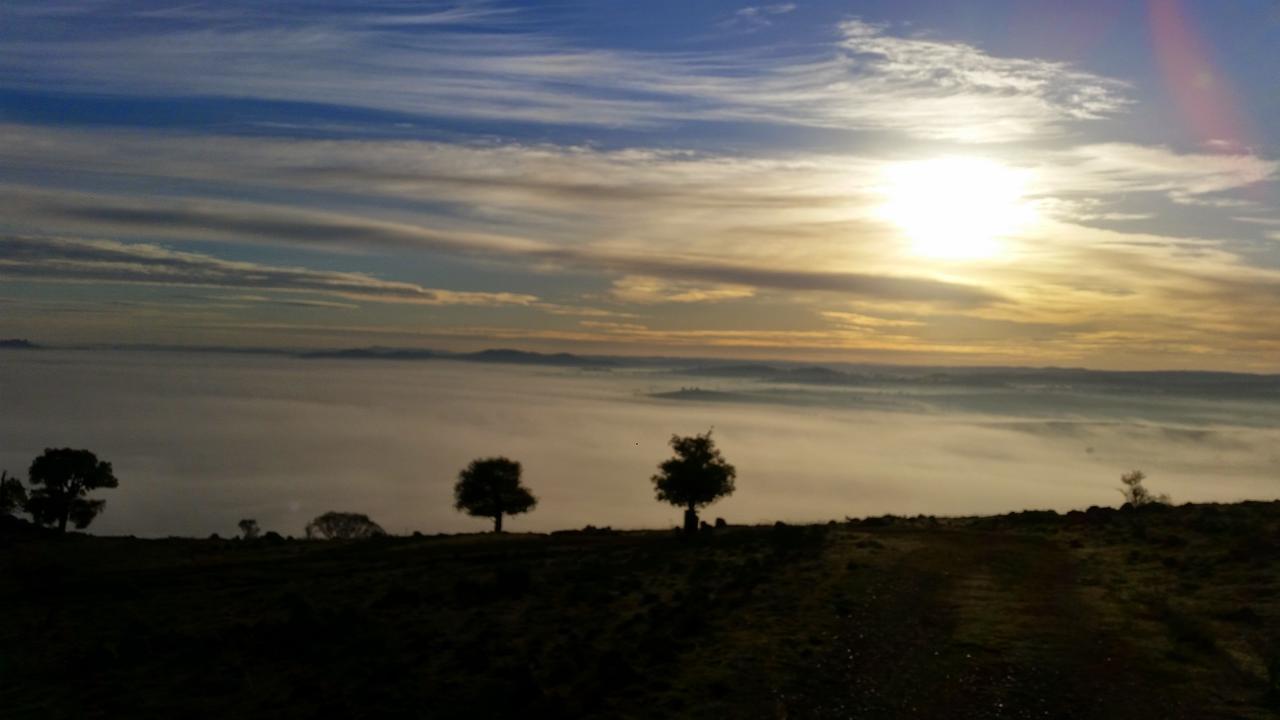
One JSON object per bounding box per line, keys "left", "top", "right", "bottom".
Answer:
{"left": 652, "top": 430, "right": 735, "bottom": 534}
{"left": 454, "top": 457, "right": 537, "bottom": 533}
{"left": 305, "top": 511, "right": 386, "bottom": 540}
{"left": 26, "top": 448, "right": 118, "bottom": 532}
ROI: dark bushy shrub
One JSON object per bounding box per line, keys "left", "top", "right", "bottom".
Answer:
{"left": 305, "top": 511, "right": 386, "bottom": 540}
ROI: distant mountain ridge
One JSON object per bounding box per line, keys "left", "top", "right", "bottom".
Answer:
{"left": 300, "top": 346, "right": 616, "bottom": 368}
{"left": 37, "top": 341, "right": 1280, "bottom": 395}
{"left": 462, "top": 348, "right": 616, "bottom": 367}
{"left": 0, "top": 338, "right": 38, "bottom": 349}
{"left": 299, "top": 347, "right": 442, "bottom": 361}
{"left": 675, "top": 361, "right": 1280, "bottom": 397}
{"left": 294, "top": 346, "right": 1280, "bottom": 394}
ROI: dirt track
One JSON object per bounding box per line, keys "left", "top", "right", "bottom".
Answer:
{"left": 768, "top": 530, "right": 1218, "bottom": 719}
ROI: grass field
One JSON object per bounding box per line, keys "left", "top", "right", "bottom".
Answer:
{"left": 2, "top": 502, "right": 1278, "bottom": 719}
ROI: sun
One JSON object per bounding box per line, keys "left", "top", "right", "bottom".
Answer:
{"left": 878, "top": 157, "right": 1034, "bottom": 260}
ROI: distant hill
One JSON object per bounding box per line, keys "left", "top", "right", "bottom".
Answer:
{"left": 675, "top": 360, "right": 1280, "bottom": 397}
{"left": 300, "top": 346, "right": 616, "bottom": 368}
{"left": 459, "top": 348, "right": 616, "bottom": 367}
{"left": 676, "top": 363, "right": 873, "bottom": 386}
{"left": 0, "top": 339, "right": 38, "bottom": 350}
{"left": 40, "top": 341, "right": 1280, "bottom": 397}
{"left": 299, "top": 347, "right": 443, "bottom": 361}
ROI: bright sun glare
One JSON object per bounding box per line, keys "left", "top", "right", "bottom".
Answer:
{"left": 879, "top": 157, "right": 1034, "bottom": 260}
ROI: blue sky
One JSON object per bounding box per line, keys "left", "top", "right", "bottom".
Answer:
{"left": 2, "top": 1, "right": 1279, "bottom": 369}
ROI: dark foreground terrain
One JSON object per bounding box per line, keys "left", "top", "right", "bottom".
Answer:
{"left": 2, "top": 502, "right": 1278, "bottom": 719}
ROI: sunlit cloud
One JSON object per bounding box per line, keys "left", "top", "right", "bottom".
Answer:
{"left": 4, "top": 126, "right": 1269, "bottom": 256}
{"left": 610, "top": 276, "right": 756, "bottom": 304}
{"left": 0, "top": 180, "right": 998, "bottom": 307}
{"left": 820, "top": 311, "right": 925, "bottom": 330}
{"left": 1044, "top": 143, "right": 1275, "bottom": 202}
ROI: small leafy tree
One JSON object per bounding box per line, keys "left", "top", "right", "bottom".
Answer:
{"left": 1119, "top": 470, "right": 1169, "bottom": 507}
{"left": 0, "top": 471, "right": 27, "bottom": 516}
{"left": 454, "top": 457, "right": 537, "bottom": 533}
{"left": 305, "top": 511, "right": 386, "bottom": 540}
{"left": 26, "top": 448, "right": 118, "bottom": 532}
{"left": 238, "top": 518, "right": 261, "bottom": 540}
{"left": 652, "top": 429, "right": 736, "bottom": 534}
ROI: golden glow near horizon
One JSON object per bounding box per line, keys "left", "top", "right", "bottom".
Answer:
{"left": 879, "top": 157, "right": 1036, "bottom": 260}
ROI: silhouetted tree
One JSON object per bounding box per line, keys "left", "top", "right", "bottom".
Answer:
{"left": 1119, "top": 470, "right": 1169, "bottom": 507}
{"left": 305, "top": 511, "right": 386, "bottom": 540}
{"left": 26, "top": 448, "right": 118, "bottom": 532}
{"left": 652, "top": 430, "right": 736, "bottom": 534}
{"left": 0, "top": 470, "right": 27, "bottom": 516}
{"left": 454, "top": 457, "right": 537, "bottom": 533}
{"left": 238, "top": 518, "right": 261, "bottom": 540}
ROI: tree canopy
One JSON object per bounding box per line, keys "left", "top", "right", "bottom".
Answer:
{"left": 652, "top": 430, "right": 736, "bottom": 533}
{"left": 1119, "top": 470, "right": 1169, "bottom": 507}
{"left": 454, "top": 457, "right": 537, "bottom": 533}
{"left": 0, "top": 470, "right": 27, "bottom": 516}
{"left": 238, "top": 518, "right": 261, "bottom": 540}
{"left": 26, "top": 448, "right": 118, "bottom": 532}
{"left": 305, "top": 511, "right": 386, "bottom": 540}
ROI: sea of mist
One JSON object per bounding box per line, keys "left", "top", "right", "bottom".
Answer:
{"left": 1, "top": 348, "right": 1277, "bottom": 538}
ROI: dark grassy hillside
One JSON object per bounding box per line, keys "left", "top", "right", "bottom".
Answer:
{"left": 2, "top": 503, "right": 1278, "bottom": 719}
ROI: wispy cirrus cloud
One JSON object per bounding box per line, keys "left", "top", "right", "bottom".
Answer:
{"left": 814, "top": 19, "right": 1127, "bottom": 141}
{"left": 6, "top": 125, "right": 1269, "bottom": 241}
{"left": 0, "top": 234, "right": 539, "bottom": 307}
{"left": 1043, "top": 143, "right": 1275, "bottom": 203}
{"left": 0, "top": 4, "right": 1125, "bottom": 140}
{"left": 610, "top": 275, "right": 756, "bottom": 304}
{"left": 0, "top": 125, "right": 872, "bottom": 223}
{"left": 720, "top": 3, "right": 797, "bottom": 32}
{"left": 215, "top": 295, "right": 360, "bottom": 310}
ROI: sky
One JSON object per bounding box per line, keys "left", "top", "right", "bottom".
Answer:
{"left": 2, "top": 0, "right": 1280, "bottom": 370}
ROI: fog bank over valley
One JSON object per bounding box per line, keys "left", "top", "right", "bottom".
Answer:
{"left": 1, "top": 348, "right": 1277, "bottom": 538}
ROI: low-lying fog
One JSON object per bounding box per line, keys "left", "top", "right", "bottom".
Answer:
{"left": 2, "top": 349, "right": 1277, "bottom": 537}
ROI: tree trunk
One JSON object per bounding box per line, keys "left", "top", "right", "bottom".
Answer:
{"left": 683, "top": 505, "right": 698, "bottom": 535}
{"left": 494, "top": 513, "right": 503, "bottom": 533}
{"left": 58, "top": 509, "right": 68, "bottom": 533}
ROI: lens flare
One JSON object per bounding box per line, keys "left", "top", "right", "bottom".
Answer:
{"left": 1148, "top": 0, "right": 1255, "bottom": 151}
